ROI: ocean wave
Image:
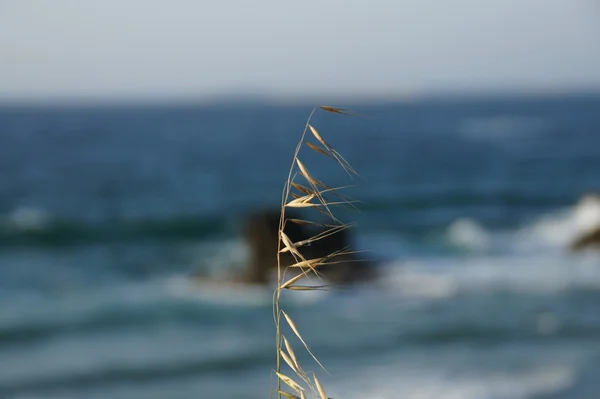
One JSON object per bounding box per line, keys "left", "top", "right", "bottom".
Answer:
{"left": 0, "top": 275, "right": 325, "bottom": 349}
{"left": 0, "top": 302, "right": 217, "bottom": 348}
{"left": 440, "top": 194, "right": 600, "bottom": 254}
{"left": 0, "top": 350, "right": 272, "bottom": 397}
{"left": 516, "top": 194, "right": 600, "bottom": 250}
{"left": 334, "top": 364, "right": 574, "bottom": 399}
{"left": 2, "top": 296, "right": 595, "bottom": 398}
{"left": 0, "top": 210, "right": 226, "bottom": 247}
{"left": 6, "top": 285, "right": 598, "bottom": 351}
{"left": 379, "top": 254, "right": 600, "bottom": 298}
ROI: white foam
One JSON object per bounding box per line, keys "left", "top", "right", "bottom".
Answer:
{"left": 440, "top": 194, "right": 600, "bottom": 256}
{"left": 516, "top": 194, "right": 600, "bottom": 250}
{"left": 333, "top": 364, "right": 574, "bottom": 399}
{"left": 573, "top": 194, "right": 600, "bottom": 234}
{"left": 379, "top": 251, "right": 600, "bottom": 297}
{"left": 378, "top": 264, "right": 459, "bottom": 299}
{"left": 447, "top": 218, "right": 490, "bottom": 251}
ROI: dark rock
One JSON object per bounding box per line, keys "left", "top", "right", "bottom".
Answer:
{"left": 570, "top": 226, "right": 600, "bottom": 251}
{"left": 241, "top": 208, "right": 376, "bottom": 285}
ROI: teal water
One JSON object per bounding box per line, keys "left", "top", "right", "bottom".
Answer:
{"left": 1, "top": 94, "right": 600, "bottom": 398}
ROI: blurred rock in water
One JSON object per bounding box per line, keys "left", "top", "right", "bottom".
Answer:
{"left": 242, "top": 208, "right": 378, "bottom": 285}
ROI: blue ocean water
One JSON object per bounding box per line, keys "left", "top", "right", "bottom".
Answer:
{"left": 1, "top": 94, "right": 600, "bottom": 399}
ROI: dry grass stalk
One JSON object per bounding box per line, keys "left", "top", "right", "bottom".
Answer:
{"left": 273, "top": 106, "right": 361, "bottom": 398}
{"left": 277, "top": 391, "right": 301, "bottom": 399}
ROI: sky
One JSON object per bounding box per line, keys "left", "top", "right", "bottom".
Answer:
{"left": 1, "top": 0, "right": 600, "bottom": 102}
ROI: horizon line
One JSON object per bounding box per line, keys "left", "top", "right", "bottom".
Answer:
{"left": 1, "top": 87, "right": 600, "bottom": 108}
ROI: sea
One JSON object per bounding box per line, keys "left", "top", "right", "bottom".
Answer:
{"left": 1, "top": 93, "right": 599, "bottom": 399}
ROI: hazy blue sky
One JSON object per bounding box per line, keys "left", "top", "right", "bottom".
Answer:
{"left": 1, "top": 0, "right": 599, "bottom": 101}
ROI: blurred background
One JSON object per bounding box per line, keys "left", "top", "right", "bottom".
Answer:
{"left": 1, "top": 1, "right": 600, "bottom": 398}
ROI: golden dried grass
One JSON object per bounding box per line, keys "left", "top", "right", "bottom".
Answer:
{"left": 273, "top": 106, "right": 362, "bottom": 399}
